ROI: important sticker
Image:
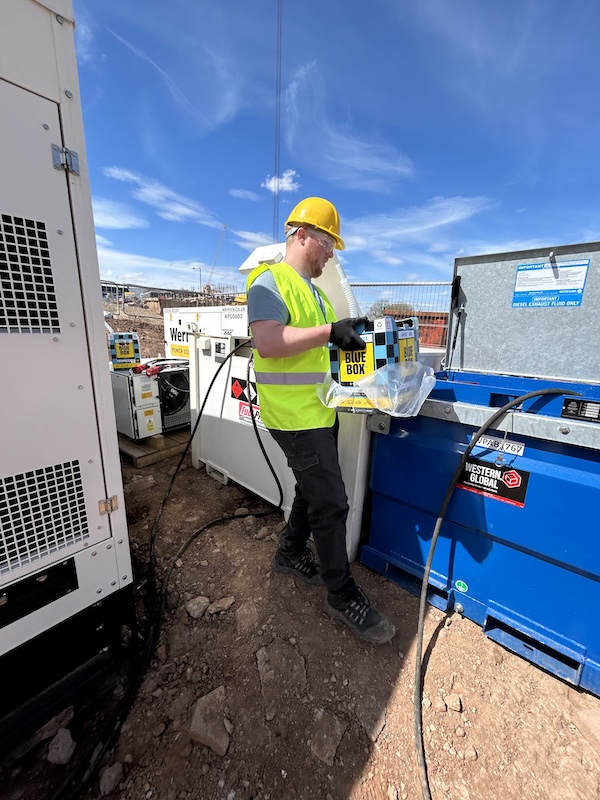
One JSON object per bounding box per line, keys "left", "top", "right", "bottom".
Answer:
{"left": 512, "top": 259, "right": 589, "bottom": 308}
{"left": 457, "top": 457, "right": 530, "bottom": 507}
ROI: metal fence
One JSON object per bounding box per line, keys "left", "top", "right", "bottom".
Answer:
{"left": 154, "top": 280, "right": 452, "bottom": 347}
{"left": 350, "top": 282, "right": 451, "bottom": 347}
{"left": 162, "top": 287, "right": 243, "bottom": 310}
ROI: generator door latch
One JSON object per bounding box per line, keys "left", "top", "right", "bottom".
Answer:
{"left": 98, "top": 496, "right": 119, "bottom": 515}
{"left": 52, "top": 143, "right": 80, "bottom": 175}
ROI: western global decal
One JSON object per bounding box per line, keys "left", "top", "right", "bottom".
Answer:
{"left": 457, "top": 457, "right": 530, "bottom": 507}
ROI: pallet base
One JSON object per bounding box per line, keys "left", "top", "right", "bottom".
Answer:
{"left": 117, "top": 428, "right": 190, "bottom": 467}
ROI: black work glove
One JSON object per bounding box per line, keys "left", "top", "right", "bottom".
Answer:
{"left": 329, "top": 317, "right": 368, "bottom": 351}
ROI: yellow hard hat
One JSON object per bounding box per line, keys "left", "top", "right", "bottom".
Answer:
{"left": 285, "top": 197, "right": 345, "bottom": 250}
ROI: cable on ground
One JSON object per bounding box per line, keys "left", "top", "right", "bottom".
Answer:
{"left": 414, "top": 386, "right": 580, "bottom": 800}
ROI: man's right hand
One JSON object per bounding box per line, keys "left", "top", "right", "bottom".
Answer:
{"left": 329, "top": 317, "right": 367, "bottom": 351}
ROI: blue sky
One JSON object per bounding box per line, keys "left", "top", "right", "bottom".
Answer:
{"left": 74, "top": 0, "right": 600, "bottom": 293}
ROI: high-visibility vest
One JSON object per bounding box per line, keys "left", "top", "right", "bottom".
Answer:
{"left": 247, "top": 262, "right": 337, "bottom": 431}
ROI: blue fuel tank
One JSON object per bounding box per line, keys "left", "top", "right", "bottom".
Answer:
{"left": 363, "top": 371, "right": 600, "bottom": 696}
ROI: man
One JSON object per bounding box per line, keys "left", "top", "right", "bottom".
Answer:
{"left": 246, "top": 197, "right": 395, "bottom": 645}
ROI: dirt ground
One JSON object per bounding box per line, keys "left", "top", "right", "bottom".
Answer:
{"left": 3, "top": 307, "right": 600, "bottom": 800}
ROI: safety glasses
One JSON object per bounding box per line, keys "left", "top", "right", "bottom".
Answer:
{"left": 306, "top": 227, "right": 335, "bottom": 252}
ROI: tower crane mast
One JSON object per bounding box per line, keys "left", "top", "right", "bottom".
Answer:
{"left": 205, "top": 224, "right": 227, "bottom": 294}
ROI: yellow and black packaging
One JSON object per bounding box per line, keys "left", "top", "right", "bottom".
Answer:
{"left": 328, "top": 316, "right": 419, "bottom": 413}
{"left": 109, "top": 331, "right": 141, "bottom": 370}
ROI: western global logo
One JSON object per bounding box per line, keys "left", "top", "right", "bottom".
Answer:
{"left": 458, "top": 457, "right": 529, "bottom": 507}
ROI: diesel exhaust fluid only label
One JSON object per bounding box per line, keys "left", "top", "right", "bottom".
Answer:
{"left": 457, "top": 457, "right": 530, "bottom": 507}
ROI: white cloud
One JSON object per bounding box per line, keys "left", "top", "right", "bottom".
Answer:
{"left": 369, "top": 250, "right": 404, "bottom": 267}
{"left": 74, "top": 17, "right": 96, "bottom": 64}
{"left": 346, "top": 196, "right": 493, "bottom": 252}
{"left": 320, "top": 129, "right": 413, "bottom": 192}
{"left": 339, "top": 195, "right": 496, "bottom": 280}
{"left": 103, "top": 167, "right": 222, "bottom": 228}
{"left": 285, "top": 62, "right": 413, "bottom": 192}
{"left": 261, "top": 170, "right": 300, "bottom": 194}
{"left": 92, "top": 197, "right": 149, "bottom": 230}
{"left": 232, "top": 230, "right": 274, "bottom": 252}
{"left": 108, "top": 29, "right": 213, "bottom": 129}
{"left": 230, "top": 189, "right": 261, "bottom": 201}
{"left": 451, "top": 236, "right": 553, "bottom": 258}
{"left": 96, "top": 243, "right": 244, "bottom": 291}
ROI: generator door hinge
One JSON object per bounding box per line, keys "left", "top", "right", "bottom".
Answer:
{"left": 98, "top": 496, "right": 119, "bottom": 515}
{"left": 51, "top": 143, "right": 80, "bottom": 175}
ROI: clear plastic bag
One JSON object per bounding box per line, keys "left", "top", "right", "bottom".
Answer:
{"left": 317, "top": 361, "right": 435, "bottom": 417}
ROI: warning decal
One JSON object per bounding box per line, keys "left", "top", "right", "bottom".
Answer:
{"left": 231, "top": 377, "right": 258, "bottom": 404}
{"left": 231, "top": 378, "right": 264, "bottom": 428}
{"left": 457, "top": 457, "right": 530, "bottom": 507}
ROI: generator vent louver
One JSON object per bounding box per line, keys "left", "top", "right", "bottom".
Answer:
{"left": 0, "top": 460, "right": 89, "bottom": 576}
{"left": 0, "top": 213, "right": 60, "bottom": 334}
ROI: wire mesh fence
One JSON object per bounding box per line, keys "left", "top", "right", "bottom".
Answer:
{"left": 155, "top": 281, "right": 452, "bottom": 347}
{"left": 350, "top": 282, "right": 451, "bottom": 347}
{"left": 162, "top": 287, "right": 244, "bottom": 309}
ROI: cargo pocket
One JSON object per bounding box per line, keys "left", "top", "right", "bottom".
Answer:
{"left": 287, "top": 451, "right": 319, "bottom": 472}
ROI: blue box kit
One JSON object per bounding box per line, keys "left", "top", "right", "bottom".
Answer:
{"left": 109, "top": 332, "right": 141, "bottom": 370}
{"left": 329, "top": 317, "right": 418, "bottom": 413}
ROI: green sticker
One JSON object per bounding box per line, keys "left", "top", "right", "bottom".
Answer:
{"left": 455, "top": 580, "right": 468, "bottom": 593}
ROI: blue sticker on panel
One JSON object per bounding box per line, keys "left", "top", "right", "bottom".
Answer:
{"left": 512, "top": 260, "right": 589, "bottom": 308}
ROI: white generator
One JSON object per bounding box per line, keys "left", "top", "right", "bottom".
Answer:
{"left": 164, "top": 306, "right": 248, "bottom": 358}
{"left": 111, "top": 369, "right": 163, "bottom": 440}
{"left": 0, "top": 0, "right": 135, "bottom": 749}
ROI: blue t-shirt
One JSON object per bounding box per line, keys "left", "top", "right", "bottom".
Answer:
{"left": 248, "top": 269, "right": 327, "bottom": 325}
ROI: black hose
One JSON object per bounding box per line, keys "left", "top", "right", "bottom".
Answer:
{"left": 246, "top": 352, "right": 284, "bottom": 510}
{"left": 414, "top": 386, "right": 581, "bottom": 800}
{"left": 147, "top": 339, "right": 249, "bottom": 586}
{"left": 49, "top": 339, "right": 252, "bottom": 800}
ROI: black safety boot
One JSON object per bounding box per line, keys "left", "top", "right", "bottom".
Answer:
{"left": 271, "top": 548, "right": 324, "bottom": 586}
{"left": 325, "top": 587, "right": 395, "bottom": 644}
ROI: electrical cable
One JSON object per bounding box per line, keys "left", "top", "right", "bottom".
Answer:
{"left": 247, "top": 350, "right": 284, "bottom": 510}
{"left": 272, "top": 0, "right": 283, "bottom": 242}
{"left": 413, "top": 386, "right": 581, "bottom": 800}
{"left": 48, "top": 339, "right": 270, "bottom": 800}
{"left": 157, "top": 374, "right": 191, "bottom": 394}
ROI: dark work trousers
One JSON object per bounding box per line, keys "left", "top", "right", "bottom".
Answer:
{"left": 269, "top": 419, "right": 356, "bottom": 596}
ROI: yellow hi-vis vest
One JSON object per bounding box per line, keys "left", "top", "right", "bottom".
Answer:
{"left": 247, "top": 261, "right": 337, "bottom": 431}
